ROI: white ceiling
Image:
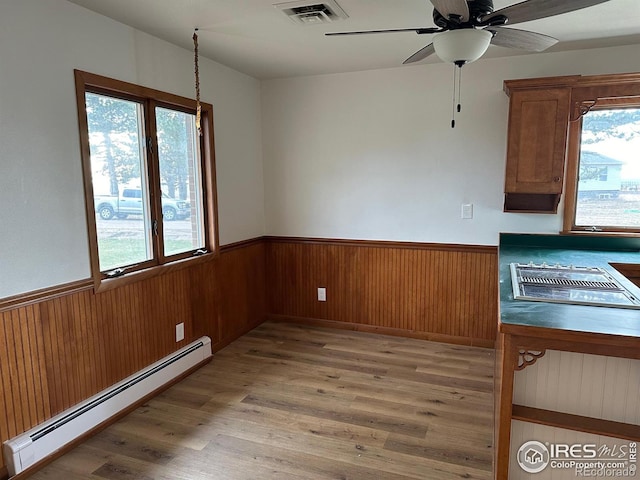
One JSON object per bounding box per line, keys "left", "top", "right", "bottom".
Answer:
{"left": 67, "top": 0, "right": 640, "bottom": 79}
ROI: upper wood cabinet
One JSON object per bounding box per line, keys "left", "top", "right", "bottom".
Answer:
{"left": 503, "top": 76, "right": 577, "bottom": 213}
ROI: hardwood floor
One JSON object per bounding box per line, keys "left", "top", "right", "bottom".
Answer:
{"left": 29, "top": 322, "right": 495, "bottom": 479}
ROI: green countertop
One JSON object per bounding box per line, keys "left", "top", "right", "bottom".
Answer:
{"left": 499, "top": 233, "right": 640, "bottom": 338}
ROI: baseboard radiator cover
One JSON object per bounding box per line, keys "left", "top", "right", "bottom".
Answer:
{"left": 3, "top": 336, "right": 212, "bottom": 477}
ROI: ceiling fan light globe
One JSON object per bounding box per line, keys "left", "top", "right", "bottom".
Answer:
{"left": 432, "top": 29, "right": 492, "bottom": 64}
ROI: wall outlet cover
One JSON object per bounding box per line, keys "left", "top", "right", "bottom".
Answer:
{"left": 176, "top": 323, "right": 185, "bottom": 342}
{"left": 317, "top": 287, "right": 327, "bottom": 302}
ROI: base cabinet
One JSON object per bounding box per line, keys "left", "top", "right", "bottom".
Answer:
{"left": 495, "top": 331, "right": 640, "bottom": 479}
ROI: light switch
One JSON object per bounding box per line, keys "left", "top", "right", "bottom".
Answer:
{"left": 462, "top": 203, "right": 473, "bottom": 219}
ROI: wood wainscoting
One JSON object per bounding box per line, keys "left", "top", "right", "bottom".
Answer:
{"left": 265, "top": 237, "right": 498, "bottom": 348}
{"left": 0, "top": 235, "right": 497, "bottom": 477}
{"left": 0, "top": 239, "right": 266, "bottom": 477}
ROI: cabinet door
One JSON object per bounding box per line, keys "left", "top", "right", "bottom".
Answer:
{"left": 504, "top": 88, "right": 571, "bottom": 194}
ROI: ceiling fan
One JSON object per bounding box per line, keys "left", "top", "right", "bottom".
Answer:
{"left": 326, "top": 0, "right": 612, "bottom": 66}
{"left": 326, "top": 0, "right": 611, "bottom": 127}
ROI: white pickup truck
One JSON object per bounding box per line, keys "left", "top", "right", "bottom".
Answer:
{"left": 94, "top": 188, "right": 190, "bottom": 221}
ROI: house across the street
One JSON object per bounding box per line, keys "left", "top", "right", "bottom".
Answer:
{"left": 578, "top": 150, "right": 624, "bottom": 199}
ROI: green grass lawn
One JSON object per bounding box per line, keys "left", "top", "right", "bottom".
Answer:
{"left": 98, "top": 238, "right": 194, "bottom": 271}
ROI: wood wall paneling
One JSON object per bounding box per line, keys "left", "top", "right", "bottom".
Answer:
{"left": 0, "top": 304, "right": 50, "bottom": 442}
{"left": 266, "top": 238, "right": 498, "bottom": 346}
{"left": 217, "top": 240, "right": 267, "bottom": 349}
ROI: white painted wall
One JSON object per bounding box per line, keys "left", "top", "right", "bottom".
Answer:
{"left": 0, "top": 0, "right": 265, "bottom": 298}
{"left": 2, "top": 0, "right": 638, "bottom": 296}
{"left": 261, "top": 44, "right": 640, "bottom": 245}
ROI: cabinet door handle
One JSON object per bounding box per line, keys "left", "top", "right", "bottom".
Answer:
{"left": 553, "top": 176, "right": 561, "bottom": 182}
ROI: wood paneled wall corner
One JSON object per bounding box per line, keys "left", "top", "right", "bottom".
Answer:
{"left": 216, "top": 239, "right": 267, "bottom": 350}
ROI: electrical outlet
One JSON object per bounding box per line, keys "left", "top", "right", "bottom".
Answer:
{"left": 461, "top": 203, "right": 473, "bottom": 219}
{"left": 175, "top": 323, "right": 185, "bottom": 342}
{"left": 317, "top": 287, "right": 327, "bottom": 302}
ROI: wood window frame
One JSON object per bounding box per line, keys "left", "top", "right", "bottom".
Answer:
{"left": 562, "top": 72, "right": 640, "bottom": 236}
{"left": 74, "top": 70, "right": 219, "bottom": 293}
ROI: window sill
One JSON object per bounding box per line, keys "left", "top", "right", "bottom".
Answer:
{"left": 94, "top": 251, "right": 217, "bottom": 294}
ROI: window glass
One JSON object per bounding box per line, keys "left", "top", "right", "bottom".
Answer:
{"left": 155, "top": 107, "right": 205, "bottom": 256}
{"left": 574, "top": 108, "right": 640, "bottom": 229}
{"left": 75, "top": 70, "right": 216, "bottom": 286}
{"left": 85, "top": 93, "right": 152, "bottom": 271}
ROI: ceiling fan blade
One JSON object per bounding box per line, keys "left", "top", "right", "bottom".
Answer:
{"left": 481, "top": 0, "right": 611, "bottom": 26}
{"left": 403, "top": 43, "right": 436, "bottom": 64}
{"left": 325, "top": 27, "right": 440, "bottom": 36}
{"left": 488, "top": 26, "right": 558, "bottom": 51}
{"left": 430, "top": 0, "right": 470, "bottom": 22}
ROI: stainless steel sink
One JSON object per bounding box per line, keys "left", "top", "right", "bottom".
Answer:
{"left": 510, "top": 263, "right": 640, "bottom": 309}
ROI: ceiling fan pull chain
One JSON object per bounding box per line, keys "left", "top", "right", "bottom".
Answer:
{"left": 451, "top": 62, "right": 464, "bottom": 128}
{"left": 457, "top": 63, "right": 462, "bottom": 114}
{"left": 451, "top": 63, "right": 457, "bottom": 128}
{"left": 451, "top": 63, "right": 465, "bottom": 128}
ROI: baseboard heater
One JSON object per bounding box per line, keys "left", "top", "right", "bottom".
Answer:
{"left": 3, "top": 336, "right": 212, "bottom": 477}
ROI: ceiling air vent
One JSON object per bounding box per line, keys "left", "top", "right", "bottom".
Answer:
{"left": 274, "top": 0, "right": 348, "bottom": 25}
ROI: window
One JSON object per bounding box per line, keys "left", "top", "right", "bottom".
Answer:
{"left": 75, "top": 70, "right": 217, "bottom": 289}
{"left": 563, "top": 76, "right": 640, "bottom": 235}
{"left": 598, "top": 168, "right": 609, "bottom": 183}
